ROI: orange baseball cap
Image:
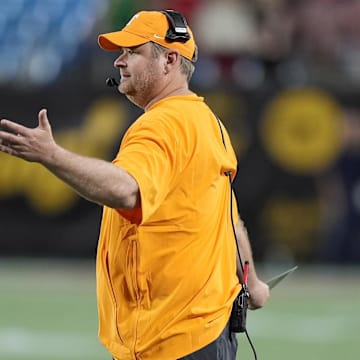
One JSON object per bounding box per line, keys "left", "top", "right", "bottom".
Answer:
{"left": 98, "top": 10, "right": 197, "bottom": 62}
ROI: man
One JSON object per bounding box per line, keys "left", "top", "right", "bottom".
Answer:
{"left": 0, "top": 10, "right": 269, "bottom": 360}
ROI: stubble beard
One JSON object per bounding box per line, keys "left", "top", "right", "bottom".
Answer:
{"left": 120, "top": 61, "right": 162, "bottom": 107}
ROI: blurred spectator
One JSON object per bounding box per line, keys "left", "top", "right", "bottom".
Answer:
{"left": 293, "top": 0, "right": 339, "bottom": 63}
{"left": 254, "top": 0, "right": 295, "bottom": 61}
{"left": 192, "top": 0, "right": 258, "bottom": 56}
{"left": 284, "top": 0, "right": 360, "bottom": 86}
{"left": 190, "top": 0, "right": 261, "bottom": 86}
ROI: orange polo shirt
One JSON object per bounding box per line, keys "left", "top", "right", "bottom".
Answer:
{"left": 96, "top": 94, "right": 241, "bottom": 359}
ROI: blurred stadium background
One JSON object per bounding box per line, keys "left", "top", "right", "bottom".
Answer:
{"left": 0, "top": 0, "right": 359, "bottom": 359}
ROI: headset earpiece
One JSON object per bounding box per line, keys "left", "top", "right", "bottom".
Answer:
{"left": 161, "top": 10, "right": 191, "bottom": 43}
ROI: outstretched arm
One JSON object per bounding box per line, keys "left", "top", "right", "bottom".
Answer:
{"left": 235, "top": 216, "right": 270, "bottom": 310}
{"left": 0, "top": 109, "right": 139, "bottom": 209}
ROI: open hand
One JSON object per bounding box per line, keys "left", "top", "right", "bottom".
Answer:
{"left": 0, "top": 109, "right": 56, "bottom": 163}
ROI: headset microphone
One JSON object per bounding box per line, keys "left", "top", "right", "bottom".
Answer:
{"left": 106, "top": 77, "right": 119, "bottom": 87}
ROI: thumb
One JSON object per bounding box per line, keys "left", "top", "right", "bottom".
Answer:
{"left": 38, "top": 108, "right": 51, "bottom": 130}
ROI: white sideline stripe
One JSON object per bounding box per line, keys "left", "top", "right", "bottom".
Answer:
{"left": 0, "top": 328, "right": 105, "bottom": 358}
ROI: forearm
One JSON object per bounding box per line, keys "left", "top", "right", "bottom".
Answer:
{"left": 235, "top": 217, "right": 259, "bottom": 286}
{"left": 0, "top": 111, "right": 139, "bottom": 209}
{"left": 43, "top": 145, "right": 139, "bottom": 209}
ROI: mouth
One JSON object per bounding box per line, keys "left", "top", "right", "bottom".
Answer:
{"left": 120, "top": 73, "right": 130, "bottom": 81}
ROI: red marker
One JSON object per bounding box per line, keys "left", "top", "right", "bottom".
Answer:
{"left": 243, "top": 261, "right": 249, "bottom": 286}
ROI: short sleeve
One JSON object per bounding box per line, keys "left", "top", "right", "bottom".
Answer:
{"left": 114, "top": 116, "right": 178, "bottom": 223}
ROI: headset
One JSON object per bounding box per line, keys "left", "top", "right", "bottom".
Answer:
{"left": 161, "top": 10, "right": 191, "bottom": 43}
{"left": 161, "top": 10, "right": 198, "bottom": 63}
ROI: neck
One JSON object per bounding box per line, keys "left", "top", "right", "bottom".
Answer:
{"left": 144, "top": 85, "right": 193, "bottom": 111}
{"left": 129, "top": 73, "right": 192, "bottom": 110}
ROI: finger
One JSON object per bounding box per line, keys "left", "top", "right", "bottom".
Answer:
{"left": 38, "top": 108, "right": 51, "bottom": 130}
{"left": 0, "top": 139, "right": 18, "bottom": 156}
{"left": 0, "top": 130, "right": 21, "bottom": 144}
{"left": 0, "top": 119, "right": 28, "bottom": 136}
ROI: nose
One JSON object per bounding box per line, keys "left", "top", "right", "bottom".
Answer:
{"left": 114, "top": 52, "right": 126, "bottom": 68}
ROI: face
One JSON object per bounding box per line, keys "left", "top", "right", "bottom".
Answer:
{"left": 114, "top": 43, "right": 165, "bottom": 108}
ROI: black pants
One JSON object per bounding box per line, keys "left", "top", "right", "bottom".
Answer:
{"left": 178, "top": 322, "right": 238, "bottom": 360}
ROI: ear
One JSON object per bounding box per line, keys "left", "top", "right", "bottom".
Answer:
{"left": 164, "top": 49, "right": 180, "bottom": 73}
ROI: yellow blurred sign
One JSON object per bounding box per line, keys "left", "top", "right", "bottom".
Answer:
{"left": 261, "top": 88, "right": 343, "bottom": 174}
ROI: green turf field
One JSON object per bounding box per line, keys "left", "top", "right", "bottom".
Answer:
{"left": 0, "top": 258, "right": 359, "bottom": 360}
